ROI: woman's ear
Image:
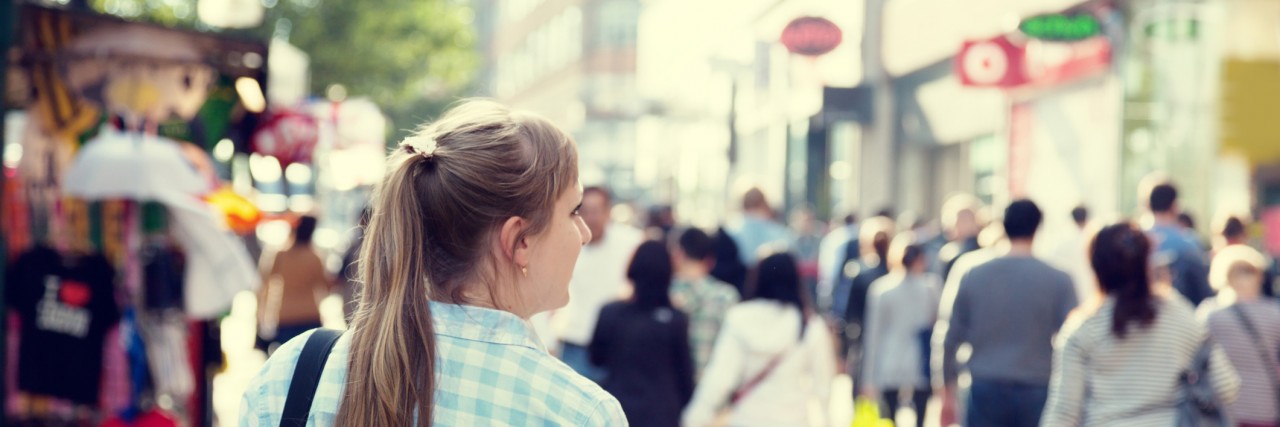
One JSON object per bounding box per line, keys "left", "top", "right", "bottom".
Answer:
{"left": 499, "top": 216, "right": 531, "bottom": 267}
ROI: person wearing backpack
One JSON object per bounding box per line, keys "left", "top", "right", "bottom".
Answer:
{"left": 1042, "top": 222, "right": 1240, "bottom": 426}
{"left": 1199, "top": 245, "right": 1280, "bottom": 427}
{"left": 238, "top": 100, "right": 625, "bottom": 426}
{"left": 682, "top": 252, "right": 836, "bottom": 427}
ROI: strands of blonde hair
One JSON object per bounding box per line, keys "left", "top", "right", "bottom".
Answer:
{"left": 336, "top": 100, "right": 578, "bottom": 426}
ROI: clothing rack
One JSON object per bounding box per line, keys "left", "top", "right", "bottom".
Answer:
{"left": 2, "top": 4, "right": 267, "bottom": 425}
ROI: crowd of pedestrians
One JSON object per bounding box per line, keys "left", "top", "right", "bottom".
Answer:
{"left": 551, "top": 177, "right": 1279, "bottom": 427}
{"left": 242, "top": 100, "right": 1279, "bottom": 427}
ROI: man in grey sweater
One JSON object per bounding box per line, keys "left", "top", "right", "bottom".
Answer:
{"left": 932, "top": 199, "right": 1078, "bottom": 427}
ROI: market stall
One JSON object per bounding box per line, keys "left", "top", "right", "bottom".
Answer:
{"left": 3, "top": 5, "right": 266, "bottom": 426}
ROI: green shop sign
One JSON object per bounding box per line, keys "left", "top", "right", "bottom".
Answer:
{"left": 1020, "top": 14, "right": 1102, "bottom": 41}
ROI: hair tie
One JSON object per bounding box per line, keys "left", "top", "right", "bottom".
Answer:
{"left": 400, "top": 137, "right": 439, "bottom": 161}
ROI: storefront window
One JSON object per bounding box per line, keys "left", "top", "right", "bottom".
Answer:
{"left": 830, "top": 121, "right": 860, "bottom": 216}
{"left": 1119, "top": 0, "right": 1223, "bottom": 221}
{"left": 969, "top": 134, "right": 1001, "bottom": 207}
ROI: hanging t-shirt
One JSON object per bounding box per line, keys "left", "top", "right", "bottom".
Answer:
{"left": 6, "top": 246, "right": 120, "bottom": 405}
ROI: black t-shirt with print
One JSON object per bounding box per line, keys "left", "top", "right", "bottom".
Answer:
{"left": 6, "top": 246, "right": 120, "bottom": 405}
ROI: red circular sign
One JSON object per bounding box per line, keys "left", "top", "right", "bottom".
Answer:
{"left": 781, "top": 17, "right": 843, "bottom": 56}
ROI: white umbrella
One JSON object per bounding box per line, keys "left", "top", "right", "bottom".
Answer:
{"left": 155, "top": 189, "right": 258, "bottom": 320}
{"left": 63, "top": 126, "right": 208, "bottom": 201}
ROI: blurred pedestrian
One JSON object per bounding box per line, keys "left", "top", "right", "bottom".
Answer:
{"left": 819, "top": 211, "right": 859, "bottom": 316}
{"left": 938, "top": 194, "right": 984, "bottom": 284}
{"left": 727, "top": 187, "right": 793, "bottom": 266}
{"left": 790, "top": 205, "right": 825, "bottom": 305}
{"left": 1214, "top": 214, "right": 1249, "bottom": 253}
{"left": 240, "top": 100, "right": 626, "bottom": 425}
{"left": 901, "top": 211, "right": 945, "bottom": 278}
{"left": 838, "top": 216, "right": 895, "bottom": 321}
{"left": 1198, "top": 245, "right": 1280, "bottom": 427}
{"left": 551, "top": 185, "right": 643, "bottom": 382}
{"left": 1179, "top": 212, "right": 1212, "bottom": 251}
{"left": 1178, "top": 211, "right": 1196, "bottom": 230}
{"left": 710, "top": 226, "right": 748, "bottom": 294}
{"left": 590, "top": 241, "right": 695, "bottom": 427}
{"left": 1143, "top": 181, "right": 1215, "bottom": 305}
{"left": 682, "top": 252, "right": 835, "bottom": 427}
{"left": 1042, "top": 222, "right": 1239, "bottom": 426}
{"left": 670, "top": 227, "right": 740, "bottom": 378}
{"left": 1215, "top": 214, "right": 1279, "bottom": 299}
{"left": 935, "top": 200, "right": 1077, "bottom": 427}
{"left": 645, "top": 204, "right": 676, "bottom": 242}
{"left": 336, "top": 207, "right": 371, "bottom": 324}
{"left": 256, "top": 215, "right": 332, "bottom": 353}
{"left": 1047, "top": 205, "right": 1100, "bottom": 309}
{"left": 860, "top": 235, "right": 940, "bottom": 427}
{"left": 841, "top": 215, "right": 894, "bottom": 393}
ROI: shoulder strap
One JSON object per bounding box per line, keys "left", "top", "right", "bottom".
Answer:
{"left": 280, "top": 328, "right": 343, "bottom": 427}
{"left": 1229, "top": 305, "right": 1280, "bottom": 419}
{"left": 730, "top": 347, "right": 790, "bottom": 405}
{"left": 730, "top": 317, "right": 808, "bottom": 405}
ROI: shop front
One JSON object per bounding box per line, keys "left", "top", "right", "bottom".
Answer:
{"left": 953, "top": 2, "right": 1124, "bottom": 242}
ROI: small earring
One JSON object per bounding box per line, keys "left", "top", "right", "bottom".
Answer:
{"left": 521, "top": 266, "right": 529, "bottom": 278}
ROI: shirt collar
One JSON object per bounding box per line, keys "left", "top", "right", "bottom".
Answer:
{"left": 429, "top": 302, "right": 545, "bottom": 352}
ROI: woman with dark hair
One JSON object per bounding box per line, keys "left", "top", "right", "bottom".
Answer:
{"left": 710, "top": 227, "right": 748, "bottom": 294}
{"left": 683, "top": 252, "right": 836, "bottom": 427}
{"left": 589, "top": 240, "right": 695, "bottom": 427}
{"left": 1043, "top": 222, "right": 1239, "bottom": 426}
{"left": 860, "top": 234, "right": 940, "bottom": 427}
{"left": 256, "top": 215, "right": 333, "bottom": 353}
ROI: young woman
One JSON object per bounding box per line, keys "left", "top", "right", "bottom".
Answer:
{"left": 257, "top": 215, "right": 331, "bottom": 352}
{"left": 860, "top": 235, "right": 940, "bottom": 427}
{"left": 683, "top": 252, "right": 836, "bottom": 427}
{"left": 1042, "top": 222, "right": 1238, "bottom": 426}
{"left": 239, "top": 100, "right": 626, "bottom": 425}
{"left": 589, "top": 240, "right": 695, "bottom": 427}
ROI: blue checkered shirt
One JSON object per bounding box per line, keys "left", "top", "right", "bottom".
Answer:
{"left": 239, "top": 302, "right": 628, "bottom": 426}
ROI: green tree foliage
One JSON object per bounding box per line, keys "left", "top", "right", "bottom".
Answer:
{"left": 88, "top": 0, "right": 478, "bottom": 140}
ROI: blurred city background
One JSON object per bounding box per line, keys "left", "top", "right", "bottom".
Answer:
{"left": 2, "top": 0, "right": 1280, "bottom": 425}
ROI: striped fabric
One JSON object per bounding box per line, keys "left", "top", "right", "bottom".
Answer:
{"left": 1042, "top": 295, "right": 1240, "bottom": 427}
{"left": 239, "top": 302, "right": 627, "bottom": 426}
{"left": 1201, "top": 299, "right": 1280, "bottom": 425}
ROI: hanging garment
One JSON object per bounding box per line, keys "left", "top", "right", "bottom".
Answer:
{"left": 137, "top": 311, "right": 193, "bottom": 403}
{"left": 141, "top": 243, "right": 185, "bottom": 311}
{"left": 5, "top": 246, "right": 120, "bottom": 405}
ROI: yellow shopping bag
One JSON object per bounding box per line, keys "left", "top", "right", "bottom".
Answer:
{"left": 851, "top": 398, "right": 894, "bottom": 427}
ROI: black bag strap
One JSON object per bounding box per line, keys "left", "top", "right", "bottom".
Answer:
{"left": 280, "top": 328, "right": 343, "bottom": 427}
{"left": 1229, "top": 305, "right": 1280, "bottom": 423}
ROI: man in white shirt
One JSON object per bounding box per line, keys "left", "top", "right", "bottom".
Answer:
{"left": 1044, "top": 205, "right": 1099, "bottom": 308}
{"left": 550, "top": 186, "right": 642, "bottom": 382}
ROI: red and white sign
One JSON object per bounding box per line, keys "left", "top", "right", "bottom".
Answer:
{"left": 956, "top": 34, "right": 1111, "bottom": 89}
{"left": 957, "top": 36, "right": 1026, "bottom": 87}
{"left": 781, "top": 17, "right": 843, "bottom": 56}
{"left": 253, "top": 109, "right": 319, "bottom": 165}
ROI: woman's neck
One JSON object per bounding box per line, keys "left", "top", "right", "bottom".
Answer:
{"left": 459, "top": 278, "right": 539, "bottom": 319}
